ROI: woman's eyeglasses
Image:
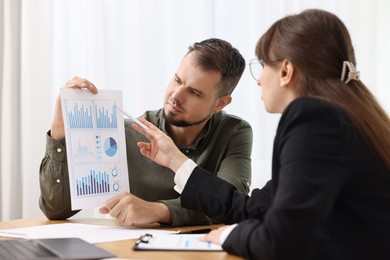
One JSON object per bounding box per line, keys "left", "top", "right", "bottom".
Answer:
{"left": 249, "top": 59, "right": 263, "bottom": 81}
{"left": 249, "top": 58, "right": 284, "bottom": 81}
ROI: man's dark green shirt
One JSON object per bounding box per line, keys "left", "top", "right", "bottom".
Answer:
{"left": 39, "top": 109, "right": 253, "bottom": 226}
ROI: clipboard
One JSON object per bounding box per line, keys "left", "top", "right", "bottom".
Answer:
{"left": 133, "top": 233, "right": 223, "bottom": 251}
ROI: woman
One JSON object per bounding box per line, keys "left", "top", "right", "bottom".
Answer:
{"left": 132, "top": 9, "right": 390, "bottom": 260}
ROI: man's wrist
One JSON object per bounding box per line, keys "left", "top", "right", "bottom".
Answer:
{"left": 154, "top": 202, "right": 172, "bottom": 224}
{"left": 50, "top": 125, "right": 65, "bottom": 140}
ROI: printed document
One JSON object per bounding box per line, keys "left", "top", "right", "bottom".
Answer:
{"left": 0, "top": 223, "right": 175, "bottom": 243}
{"left": 60, "top": 88, "right": 129, "bottom": 210}
{"left": 133, "top": 233, "right": 223, "bottom": 251}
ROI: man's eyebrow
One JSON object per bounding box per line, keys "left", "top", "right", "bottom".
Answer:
{"left": 174, "top": 73, "right": 181, "bottom": 81}
{"left": 174, "top": 73, "right": 204, "bottom": 96}
{"left": 188, "top": 86, "right": 205, "bottom": 97}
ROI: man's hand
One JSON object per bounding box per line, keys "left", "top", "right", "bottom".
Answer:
{"left": 51, "top": 76, "right": 98, "bottom": 140}
{"left": 99, "top": 192, "right": 172, "bottom": 226}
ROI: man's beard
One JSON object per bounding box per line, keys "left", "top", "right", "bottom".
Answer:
{"left": 163, "top": 110, "right": 212, "bottom": 127}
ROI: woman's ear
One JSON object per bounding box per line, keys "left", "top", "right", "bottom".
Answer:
{"left": 280, "top": 59, "right": 295, "bottom": 87}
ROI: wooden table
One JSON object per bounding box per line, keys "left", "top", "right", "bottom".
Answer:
{"left": 0, "top": 217, "right": 244, "bottom": 260}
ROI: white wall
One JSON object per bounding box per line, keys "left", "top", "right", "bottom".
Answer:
{"left": 1, "top": 0, "right": 389, "bottom": 220}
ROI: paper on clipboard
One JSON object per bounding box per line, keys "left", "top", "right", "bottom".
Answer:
{"left": 133, "top": 233, "right": 223, "bottom": 251}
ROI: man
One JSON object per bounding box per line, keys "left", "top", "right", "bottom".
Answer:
{"left": 39, "top": 38, "right": 252, "bottom": 226}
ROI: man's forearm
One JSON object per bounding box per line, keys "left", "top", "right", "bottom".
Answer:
{"left": 50, "top": 96, "right": 65, "bottom": 140}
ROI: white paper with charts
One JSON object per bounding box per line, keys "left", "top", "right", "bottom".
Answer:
{"left": 60, "top": 88, "right": 129, "bottom": 210}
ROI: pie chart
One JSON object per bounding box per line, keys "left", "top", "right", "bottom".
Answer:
{"left": 104, "top": 137, "right": 117, "bottom": 157}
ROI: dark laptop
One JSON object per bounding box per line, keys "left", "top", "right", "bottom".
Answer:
{"left": 0, "top": 237, "right": 115, "bottom": 260}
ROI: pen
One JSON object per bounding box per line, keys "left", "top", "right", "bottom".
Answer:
{"left": 177, "top": 228, "right": 212, "bottom": 234}
{"left": 115, "top": 105, "right": 149, "bottom": 131}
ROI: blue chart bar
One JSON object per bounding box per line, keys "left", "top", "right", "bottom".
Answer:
{"left": 69, "top": 104, "right": 93, "bottom": 128}
{"left": 76, "top": 170, "right": 110, "bottom": 196}
{"left": 96, "top": 104, "right": 117, "bottom": 129}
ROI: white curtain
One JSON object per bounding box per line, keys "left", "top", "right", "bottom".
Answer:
{"left": 1, "top": 0, "right": 22, "bottom": 220}
{"left": 1, "top": 0, "right": 389, "bottom": 220}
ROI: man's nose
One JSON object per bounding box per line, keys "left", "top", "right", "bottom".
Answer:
{"left": 170, "top": 86, "right": 185, "bottom": 103}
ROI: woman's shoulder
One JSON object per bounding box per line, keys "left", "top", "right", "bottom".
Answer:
{"left": 286, "top": 96, "right": 339, "bottom": 110}
{"left": 282, "top": 96, "right": 345, "bottom": 121}
{"left": 277, "top": 96, "right": 352, "bottom": 137}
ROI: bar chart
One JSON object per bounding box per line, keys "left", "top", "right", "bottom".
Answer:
{"left": 67, "top": 103, "right": 94, "bottom": 129}
{"left": 74, "top": 166, "right": 122, "bottom": 197}
{"left": 76, "top": 170, "right": 110, "bottom": 196}
{"left": 96, "top": 102, "right": 118, "bottom": 129}
{"left": 63, "top": 99, "right": 118, "bottom": 129}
